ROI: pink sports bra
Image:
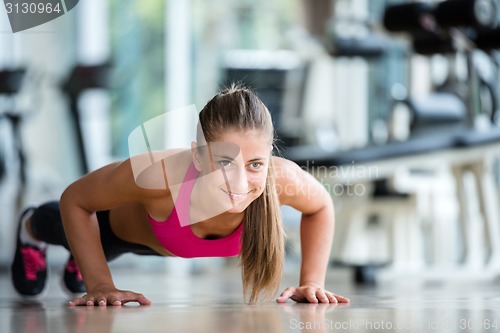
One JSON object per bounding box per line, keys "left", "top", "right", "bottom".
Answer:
{"left": 147, "top": 162, "right": 243, "bottom": 258}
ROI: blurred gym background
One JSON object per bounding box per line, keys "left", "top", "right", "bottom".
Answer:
{"left": 1, "top": 0, "right": 500, "bottom": 284}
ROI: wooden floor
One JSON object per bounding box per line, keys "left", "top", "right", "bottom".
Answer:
{"left": 2, "top": 265, "right": 500, "bottom": 333}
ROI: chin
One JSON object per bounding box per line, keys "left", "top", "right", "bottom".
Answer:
{"left": 227, "top": 196, "right": 260, "bottom": 213}
{"left": 226, "top": 204, "right": 249, "bottom": 214}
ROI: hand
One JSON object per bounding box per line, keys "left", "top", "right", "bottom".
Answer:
{"left": 276, "top": 283, "right": 349, "bottom": 304}
{"left": 68, "top": 285, "right": 152, "bottom": 306}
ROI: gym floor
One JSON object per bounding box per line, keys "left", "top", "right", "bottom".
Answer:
{"left": 1, "top": 265, "right": 500, "bottom": 333}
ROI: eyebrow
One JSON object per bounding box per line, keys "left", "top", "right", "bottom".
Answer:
{"left": 213, "top": 154, "right": 236, "bottom": 160}
{"left": 247, "top": 158, "right": 266, "bottom": 163}
{"left": 213, "top": 154, "right": 266, "bottom": 163}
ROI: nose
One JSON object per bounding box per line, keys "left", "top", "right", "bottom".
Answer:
{"left": 226, "top": 166, "right": 249, "bottom": 193}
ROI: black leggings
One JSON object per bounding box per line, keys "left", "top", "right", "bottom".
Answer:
{"left": 30, "top": 201, "right": 161, "bottom": 261}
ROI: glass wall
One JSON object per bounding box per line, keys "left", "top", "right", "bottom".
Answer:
{"left": 109, "top": 0, "right": 165, "bottom": 157}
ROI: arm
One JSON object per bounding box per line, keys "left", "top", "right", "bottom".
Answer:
{"left": 299, "top": 196, "right": 334, "bottom": 289}
{"left": 272, "top": 157, "right": 349, "bottom": 304}
{"left": 60, "top": 159, "right": 157, "bottom": 306}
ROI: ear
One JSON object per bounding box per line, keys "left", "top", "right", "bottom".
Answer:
{"left": 191, "top": 141, "right": 202, "bottom": 171}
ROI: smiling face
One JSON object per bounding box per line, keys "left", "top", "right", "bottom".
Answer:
{"left": 192, "top": 129, "right": 271, "bottom": 214}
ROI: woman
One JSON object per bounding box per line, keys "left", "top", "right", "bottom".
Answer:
{"left": 11, "top": 84, "right": 349, "bottom": 305}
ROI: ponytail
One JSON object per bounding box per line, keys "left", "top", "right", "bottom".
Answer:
{"left": 240, "top": 158, "right": 284, "bottom": 303}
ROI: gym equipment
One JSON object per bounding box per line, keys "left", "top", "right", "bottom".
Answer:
{"left": 383, "top": 0, "right": 499, "bottom": 130}
{"left": 0, "top": 68, "right": 28, "bottom": 210}
{"left": 284, "top": 0, "right": 500, "bottom": 284}
{"left": 384, "top": 0, "right": 497, "bottom": 33}
{"left": 61, "top": 63, "right": 112, "bottom": 174}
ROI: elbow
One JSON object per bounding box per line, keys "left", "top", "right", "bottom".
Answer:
{"left": 60, "top": 183, "right": 76, "bottom": 208}
{"left": 320, "top": 191, "right": 335, "bottom": 226}
{"left": 59, "top": 184, "right": 78, "bottom": 224}
{"left": 60, "top": 182, "right": 87, "bottom": 216}
{"left": 321, "top": 187, "right": 335, "bottom": 214}
{"left": 59, "top": 182, "right": 94, "bottom": 230}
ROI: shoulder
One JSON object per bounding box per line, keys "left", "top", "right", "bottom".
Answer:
{"left": 271, "top": 156, "right": 332, "bottom": 213}
{"left": 271, "top": 156, "right": 302, "bottom": 178}
{"left": 271, "top": 156, "right": 308, "bottom": 205}
{"left": 62, "top": 148, "right": 192, "bottom": 210}
{"left": 131, "top": 148, "right": 192, "bottom": 191}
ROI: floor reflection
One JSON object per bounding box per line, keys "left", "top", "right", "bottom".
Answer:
{"left": 2, "top": 269, "right": 500, "bottom": 333}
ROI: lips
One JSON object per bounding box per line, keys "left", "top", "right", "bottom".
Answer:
{"left": 221, "top": 188, "right": 250, "bottom": 200}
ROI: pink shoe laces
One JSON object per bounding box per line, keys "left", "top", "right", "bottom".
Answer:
{"left": 21, "top": 247, "right": 46, "bottom": 281}
{"left": 66, "top": 259, "right": 83, "bottom": 281}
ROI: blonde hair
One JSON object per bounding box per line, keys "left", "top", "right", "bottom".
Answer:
{"left": 198, "top": 83, "right": 285, "bottom": 303}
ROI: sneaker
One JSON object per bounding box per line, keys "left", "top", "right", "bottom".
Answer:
{"left": 62, "top": 257, "right": 86, "bottom": 294}
{"left": 11, "top": 208, "right": 48, "bottom": 297}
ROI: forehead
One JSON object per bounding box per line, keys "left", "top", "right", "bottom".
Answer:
{"left": 216, "top": 129, "right": 271, "bottom": 147}
{"left": 207, "top": 129, "right": 271, "bottom": 159}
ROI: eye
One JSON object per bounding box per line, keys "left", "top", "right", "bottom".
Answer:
{"left": 249, "top": 162, "right": 263, "bottom": 170}
{"left": 218, "top": 160, "right": 232, "bottom": 168}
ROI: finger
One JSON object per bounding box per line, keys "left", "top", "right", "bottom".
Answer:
{"left": 315, "top": 290, "right": 330, "bottom": 304}
{"left": 136, "top": 293, "right": 152, "bottom": 305}
{"left": 333, "top": 294, "right": 350, "bottom": 303}
{"left": 78, "top": 296, "right": 95, "bottom": 307}
{"left": 276, "top": 287, "right": 295, "bottom": 303}
{"left": 108, "top": 297, "right": 122, "bottom": 306}
{"left": 98, "top": 299, "right": 107, "bottom": 306}
{"left": 325, "top": 292, "right": 338, "bottom": 304}
{"left": 68, "top": 297, "right": 86, "bottom": 307}
{"left": 304, "top": 289, "right": 319, "bottom": 303}
{"left": 118, "top": 292, "right": 152, "bottom": 306}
